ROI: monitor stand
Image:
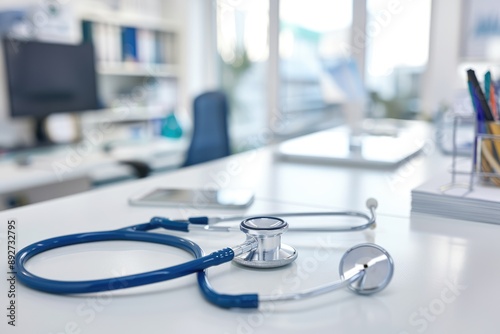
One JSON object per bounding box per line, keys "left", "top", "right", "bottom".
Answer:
{"left": 276, "top": 119, "right": 428, "bottom": 168}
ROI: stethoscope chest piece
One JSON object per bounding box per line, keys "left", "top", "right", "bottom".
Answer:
{"left": 233, "top": 216, "right": 298, "bottom": 269}
{"left": 339, "top": 243, "right": 394, "bottom": 295}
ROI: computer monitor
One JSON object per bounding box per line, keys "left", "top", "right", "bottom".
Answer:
{"left": 2, "top": 38, "right": 99, "bottom": 144}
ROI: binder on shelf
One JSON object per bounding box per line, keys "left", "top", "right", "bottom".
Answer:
{"left": 121, "top": 26, "right": 137, "bottom": 62}
{"left": 102, "top": 24, "right": 113, "bottom": 63}
{"left": 110, "top": 24, "right": 122, "bottom": 63}
{"left": 80, "top": 15, "right": 176, "bottom": 70}
{"left": 164, "top": 32, "right": 175, "bottom": 64}
{"left": 93, "top": 23, "right": 107, "bottom": 62}
{"left": 81, "top": 20, "right": 93, "bottom": 43}
{"left": 154, "top": 30, "right": 166, "bottom": 64}
{"left": 137, "top": 29, "right": 155, "bottom": 64}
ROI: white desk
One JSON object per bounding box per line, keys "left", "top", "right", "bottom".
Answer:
{"left": 0, "top": 133, "right": 497, "bottom": 333}
{"left": 0, "top": 137, "right": 187, "bottom": 209}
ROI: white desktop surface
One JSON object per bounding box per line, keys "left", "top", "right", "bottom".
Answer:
{"left": 0, "top": 160, "right": 87, "bottom": 193}
{"left": 0, "top": 137, "right": 187, "bottom": 193}
{"left": 0, "top": 139, "right": 497, "bottom": 333}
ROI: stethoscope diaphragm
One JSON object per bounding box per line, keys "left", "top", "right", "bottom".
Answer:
{"left": 339, "top": 243, "right": 394, "bottom": 295}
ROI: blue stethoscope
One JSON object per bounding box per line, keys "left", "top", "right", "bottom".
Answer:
{"left": 16, "top": 198, "right": 394, "bottom": 309}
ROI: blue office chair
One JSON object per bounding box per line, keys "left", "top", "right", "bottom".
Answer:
{"left": 183, "top": 91, "right": 231, "bottom": 167}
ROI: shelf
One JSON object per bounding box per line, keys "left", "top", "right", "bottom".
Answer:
{"left": 97, "top": 63, "right": 178, "bottom": 77}
{"left": 81, "top": 106, "right": 168, "bottom": 125}
{"left": 79, "top": 12, "right": 179, "bottom": 32}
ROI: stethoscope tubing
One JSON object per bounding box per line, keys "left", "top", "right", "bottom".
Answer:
{"left": 16, "top": 226, "right": 261, "bottom": 308}
{"left": 15, "top": 204, "right": 379, "bottom": 309}
{"left": 16, "top": 228, "right": 233, "bottom": 294}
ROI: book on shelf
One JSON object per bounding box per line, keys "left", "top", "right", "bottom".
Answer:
{"left": 154, "top": 30, "right": 165, "bottom": 64}
{"left": 81, "top": 20, "right": 174, "bottom": 66}
{"left": 121, "top": 26, "right": 137, "bottom": 62}
{"left": 163, "top": 32, "right": 175, "bottom": 64}
{"left": 109, "top": 24, "right": 122, "bottom": 63}
{"left": 81, "top": 20, "right": 93, "bottom": 43}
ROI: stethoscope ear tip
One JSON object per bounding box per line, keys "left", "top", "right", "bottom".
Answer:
{"left": 366, "top": 198, "right": 378, "bottom": 210}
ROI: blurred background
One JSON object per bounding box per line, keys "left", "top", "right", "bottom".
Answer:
{"left": 0, "top": 0, "right": 499, "bottom": 208}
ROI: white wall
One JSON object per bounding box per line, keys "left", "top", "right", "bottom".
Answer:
{"left": 421, "top": 0, "right": 463, "bottom": 116}
{"left": 185, "top": 0, "right": 218, "bottom": 97}
{"left": 171, "top": 0, "right": 218, "bottom": 118}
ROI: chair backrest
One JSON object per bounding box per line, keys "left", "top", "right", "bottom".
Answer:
{"left": 183, "top": 91, "right": 231, "bottom": 167}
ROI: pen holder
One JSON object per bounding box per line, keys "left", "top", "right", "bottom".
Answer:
{"left": 476, "top": 122, "right": 500, "bottom": 186}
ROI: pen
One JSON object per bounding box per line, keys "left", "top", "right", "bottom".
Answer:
{"left": 485, "top": 71, "right": 491, "bottom": 102}
{"left": 485, "top": 71, "right": 499, "bottom": 121}
{"left": 489, "top": 79, "right": 498, "bottom": 121}
{"left": 467, "top": 69, "right": 500, "bottom": 180}
{"left": 467, "top": 69, "right": 494, "bottom": 122}
{"left": 467, "top": 78, "right": 487, "bottom": 133}
{"left": 468, "top": 78, "right": 483, "bottom": 169}
{"left": 484, "top": 73, "right": 500, "bottom": 164}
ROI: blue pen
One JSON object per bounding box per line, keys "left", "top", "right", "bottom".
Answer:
{"left": 468, "top": 79, "right": 486, "bottom": 170}
{"left": 468, "top": 80, "right": 487, "bottom": 134}
{"left": 485, "top": 71, "right": 491, "bottom": 105}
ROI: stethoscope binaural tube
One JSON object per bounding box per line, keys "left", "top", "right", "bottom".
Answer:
{"left": 155, "top": 198, "right": 379, "bottom": 233}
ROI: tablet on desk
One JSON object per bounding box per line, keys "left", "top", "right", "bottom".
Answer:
{"left": 129, "top": 188, "right": 255, "bottom": 209}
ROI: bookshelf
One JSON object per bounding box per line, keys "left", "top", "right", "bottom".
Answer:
{"left": 80, "top": 19, "right": 178, "bottom": 74}
{"left": 82, "top": 106, "right": 166, "bottom": 124}
{"left": 76, "top": 1, "right": 182, "bottom": 140}
{"left": 96, "top": 63, "right": 178, "bottom": 77}
{"left": 79, "top": 12, "right": 178, "bottom": 32}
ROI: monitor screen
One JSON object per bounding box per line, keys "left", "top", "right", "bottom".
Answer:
{"left": 3, "top": 39, "right": 99, "bottom": 118}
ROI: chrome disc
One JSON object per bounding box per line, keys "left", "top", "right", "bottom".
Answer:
{"left": 339, "top": 243, "right": 394, "bottom": 295}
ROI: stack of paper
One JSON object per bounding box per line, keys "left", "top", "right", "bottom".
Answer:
{"left": 411, "top": 171, "right": 500, "bottom": 224}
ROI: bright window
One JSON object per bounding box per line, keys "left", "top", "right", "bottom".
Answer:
{"left": 216, "top": 0, "right": 269, "bottom": 151}
{"left": 365, "top": 0, "right": 432, "bottom": 118}
{"left": 279, "top": 0, "right": 354, "bottom": 136}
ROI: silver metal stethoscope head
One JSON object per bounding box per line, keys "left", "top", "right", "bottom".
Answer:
{"left": 233, "top": 216, "right": 298, "bottom": 268}
{"left": 339, "top": 243, "right": 394, "bottom": 295}
{"left": 257, "top": 243, "right": 394, "bottom": 303}
{"left": 230, "top": 209, "right": 393, "bottom": 297}
{"left": 231, "top": 198, "right": 379, "bottom": 269}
